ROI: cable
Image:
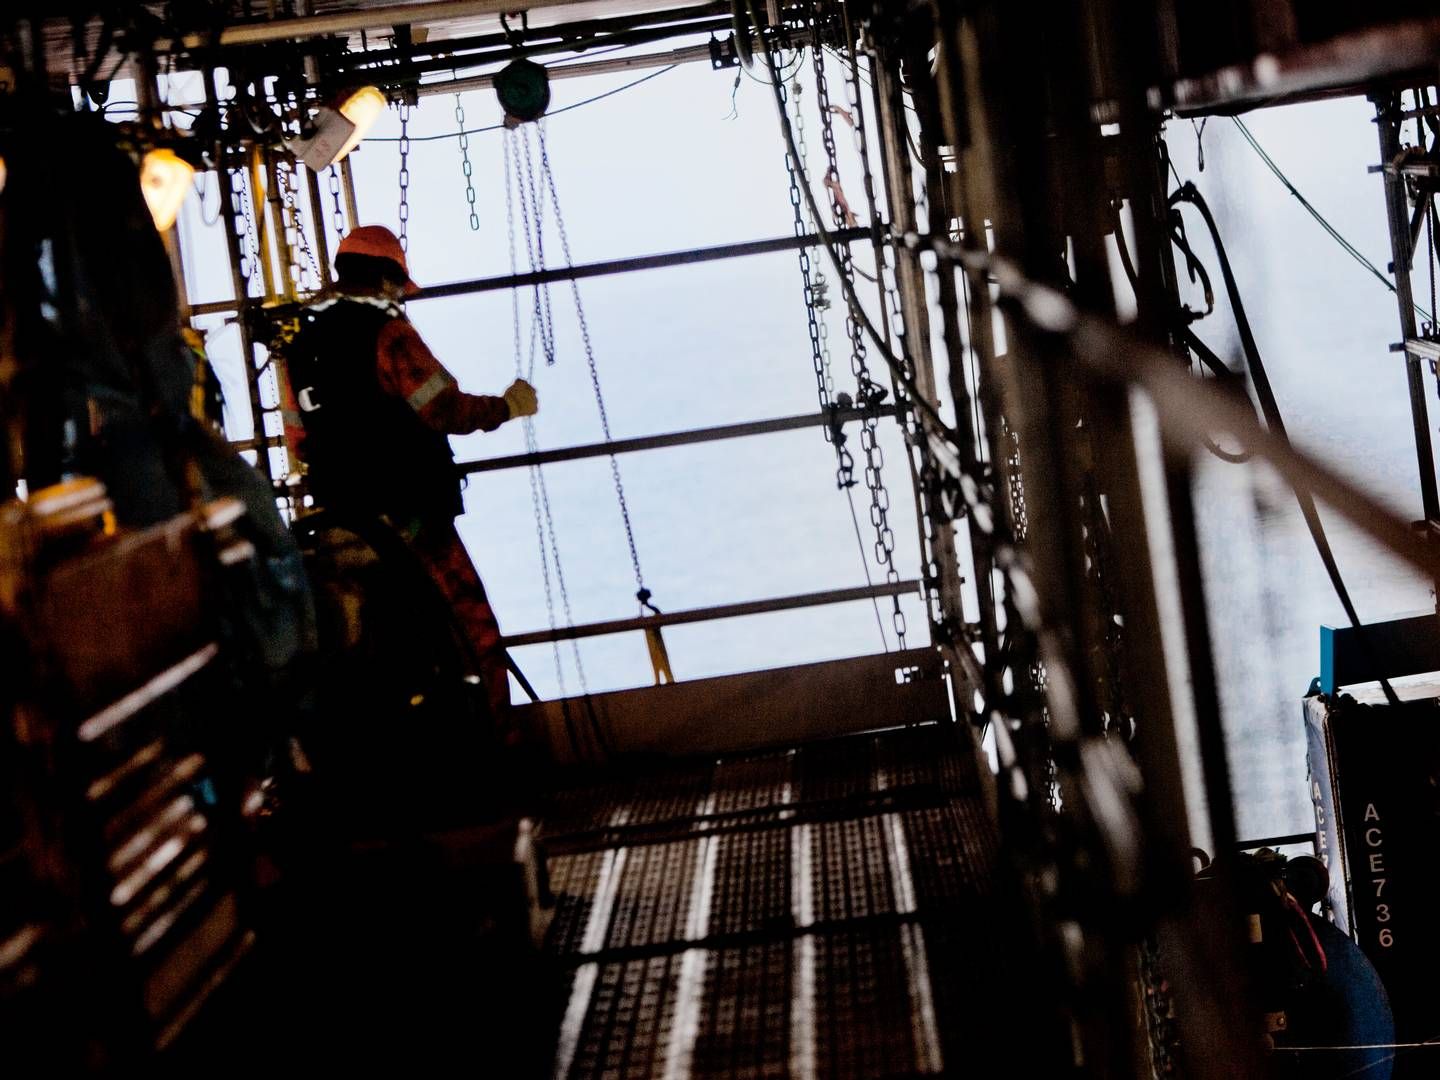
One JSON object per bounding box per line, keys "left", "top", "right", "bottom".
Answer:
{"left": 846, "top": 485, "right": 891, "bottom": 652}
{"left": 1230, "top": 115, "right": 1436, "bottom": 326}
{"left": 1172, "top": 182, "right": 1402, "bottom": 709}
{"left": 1109, "top": 202, "right": 1252, "bottom": 463}
{"left": 368, "top": 64, "right": 679, "bottom": 142}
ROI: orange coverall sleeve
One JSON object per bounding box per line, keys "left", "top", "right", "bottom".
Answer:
{"left": 375, "top": 318, "right": 511, "bottom": 435}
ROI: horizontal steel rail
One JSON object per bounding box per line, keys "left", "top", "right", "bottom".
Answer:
{"left": 501, "top": 580, "right": 921, "bottom": 647}
{"left": 458, "top": 405, "right": 896, "bottom": 475}
{"left": 412, "top": 226, "right": 872, "bottom": 301}
{"left": 187, "top": 226, "right": 871, "bottom": 317}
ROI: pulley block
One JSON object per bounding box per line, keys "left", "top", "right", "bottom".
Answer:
{"left": 495, "top": 59, "right": 551, "bottom": 124}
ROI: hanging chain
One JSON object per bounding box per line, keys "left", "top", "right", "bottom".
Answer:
{"left": 456, "top": 93, "right": 481, "bottom": 232}
{"left": 277, "top": 158, "right": 320, "bottom": 292}
{"left": 228, "top": 164, "right": 254, "bottom": 296}
{"left": 397, "top": 102, "right": 412, "bottom": 251}
{"left": 795, "top": 78, "right": 836, "bottom": 402}
{"left": 238, "top": 164, "right": 262, "bottom": 297}
{"left": 518, "top": 128, "right": 557, "bottom": 365}
{"left": 327, "top": 163, "right": 346, "bottom": 242}
{"left": 536, "top": 123, "right": 652, "bottom": 608}
{"left": 783, "top": 64, "right": 854, "bottom": 492}
{"left": 506, "top": 128, "right": 594, "bottom": 716}
{"left": 811, "top": 11, "right": 904, "bottom": 646}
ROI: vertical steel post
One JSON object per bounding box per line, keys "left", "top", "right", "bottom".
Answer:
{"left": 304, "top": 163, "right": 334, "bottom": 289}
{"left": 216, "top": 157, "right": 275, "bottom": 483}
{"left": 340, "top": 154, "right": 362, "bottom": 230}
{"left": 1374, "top": 92, "right": 1440, "bottom": 534}
{"left": 864, "top": 33, "right": 971, "bottom": 668}
{"left": 264, "top": 147, "right": 298, "bottom": 302}
{"left": 247, "top": 147, "right": 279, "bottom": 302}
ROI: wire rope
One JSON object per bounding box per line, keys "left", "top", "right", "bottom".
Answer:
{"left": 368, "top": 64, "right": 678, "bottom": 143}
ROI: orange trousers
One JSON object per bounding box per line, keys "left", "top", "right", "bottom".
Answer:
{"left": 408, "top": 520, "right": 512, "bottom": 722}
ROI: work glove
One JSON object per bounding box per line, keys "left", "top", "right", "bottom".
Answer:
{"left": 504, "top": 378, "right": 538, "bottom": 420}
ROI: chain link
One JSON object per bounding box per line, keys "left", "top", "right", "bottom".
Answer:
{"left": 782, "top": 71, "right": 839, "bottom": 445}
{"left": 228, "top": 163, "right": 253, "bottom": 294}
{"left": 456, "top": 93, "right": 481, "bottom": 232}
{"left": 327, "top": 163, "right": 346, "bottom": 242}
{"left": 238, "top": 164, "right": 261, "bottom": 295}
{"left": 536, "top": 124, "right": 651, "bottom": 606}
{"left": 277, "top": 158, "right": 320, "bottom": 292}
{"left": 810, "top": 9, "right": 904, "bottom": 646}
{"left": 795, "top": 84, "right": 836, "bottom": 399}
{"left": 505, "top": 128, "right": 596, "bottom": 714}
{"left": 518, "top": 129, "right": 557, "bottom": 365}
{"left": 397, "top": 102, "right": 412, "bottom": 251}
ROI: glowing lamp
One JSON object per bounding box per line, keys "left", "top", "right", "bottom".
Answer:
{"left": 296, "top": 86, "right": 385, "bottom": 171}
{"left": 336, "top": 86, "right": 386, "bottom": 162}
{"left": 140, "top": 148, "right": 193, "bottom": 231}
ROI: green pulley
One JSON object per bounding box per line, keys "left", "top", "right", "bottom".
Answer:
{"left": 495, "top": 59, "right": 551, "bottom": 124}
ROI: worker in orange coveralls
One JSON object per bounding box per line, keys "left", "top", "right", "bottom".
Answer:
{"left": 284, "top": 225, "right": 536, "bottom": 719}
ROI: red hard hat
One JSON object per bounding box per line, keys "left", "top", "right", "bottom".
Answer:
{"left": 336, "top": 224, "right": 420, "bottom": 295}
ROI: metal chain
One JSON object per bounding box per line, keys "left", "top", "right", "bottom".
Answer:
{"left": 518, "top": 128, "right": 557, "bottom": 365}
{"left": 795, "top": 81, "right": 837, "bottom": 403}
{"left": 536, "top": 123, "right": 652, "bottom": 606}
{"left": 1001, "top": 417, "right": 1030, "bottom": 543}
{"left": 327, "top": 164, "right": 346, "bottom": 242}
{"left": 811, "top": 12, "right": 904, "bottom": 646}
{"left": 228, "top": 165, "right": 253, "bottom": 295}
{"left": 238, "top": 165, "right": 261, "bottom": 297}
{"left": 505, "top": 128, "right": 594, "bottom": 715}
{"left": 397, "top": 102, "right": 412, "bottom": 251}
{"left": 782, "top": 69, "right": 841, "bottom": 457}
{"left": 277, "top": 158, "right": 320, "bottom": 292}
{"left": 456, "top": 93, "right": 481, "bottom": 232}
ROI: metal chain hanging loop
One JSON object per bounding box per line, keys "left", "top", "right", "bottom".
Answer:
{"left": 397, "top": 102, "right": 412, "bottom": 251}
{"left": 237, "top": 165, "right": 261, "bottom": 296}
{"left": 536, "top": 123, "right": 652, "bottom": 608}
{"left": 228, "top": 164, "right": 254, "bottom": 295}
{"left": 782, "top": 63, "right": 853, "bottom": 491}
{"left": 794, "top": 76, "right": 835, "bottom": 397}
{"left": 277, "top": 158, "right": 320, "bottom": 292}
{"left": 456, "top": 93, "right": 481, "bottom": 232}
{"left": 327, "top": 164, "right": 346, "bottom": 242}
{"left": 810, "top": 7, "right": 905, "bottom": 645}
{"left": 505, "top": 128, "right": 601, "bottom": 744}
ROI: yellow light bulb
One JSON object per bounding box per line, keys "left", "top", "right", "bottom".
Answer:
{"left": 334, "top": 86, "right": 386, "bottom": 163}
{"left": 140, "top": 148, "right": 194, "bottom": 231}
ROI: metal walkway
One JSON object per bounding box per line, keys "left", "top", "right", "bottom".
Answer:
{"left": 538, "top": 723, "right": 1019, "bottom": 1078}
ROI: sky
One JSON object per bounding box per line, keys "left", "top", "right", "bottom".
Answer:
{"left": 161, "top": 54, "right": 1440, "bottom": 840}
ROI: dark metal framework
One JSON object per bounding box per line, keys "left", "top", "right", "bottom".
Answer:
{"left": 18, "top": 1, "right": 1440, "bottom": 1075}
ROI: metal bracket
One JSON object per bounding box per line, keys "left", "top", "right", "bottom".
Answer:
{"left": 708, "top": 34, "right": 740, "bottom": 69}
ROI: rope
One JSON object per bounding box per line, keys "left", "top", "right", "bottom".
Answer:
{"left": 846, "top": 485, "right": 891, "bottom": 652}
{"left": 368, "top": 65, "right": 679, "bottom": 143}
{"left": 1230, "top": 115, "right": 1435, "bottom": 326}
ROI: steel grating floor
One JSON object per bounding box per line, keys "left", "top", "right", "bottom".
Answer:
{"left": 538, "top": 723, "right": 1021, "bottom": 1079}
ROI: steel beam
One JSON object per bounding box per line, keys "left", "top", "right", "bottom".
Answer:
{"left": 185, "top": 226, "right": 871, "bottom": 317}
{"left": 458, "top": 405, "right": 896, "bottom": 475}
{"left": 501, "top": 580, "right": 921, "bottom": 647}
{"left": 415, "top": 42, "right": 714, "bottom": 98}
{"left": 1374, "top": 92, "right": 1440, "bottom": 534}
{"left": 414, "top": 227, "right": 871, "bottom": 301}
